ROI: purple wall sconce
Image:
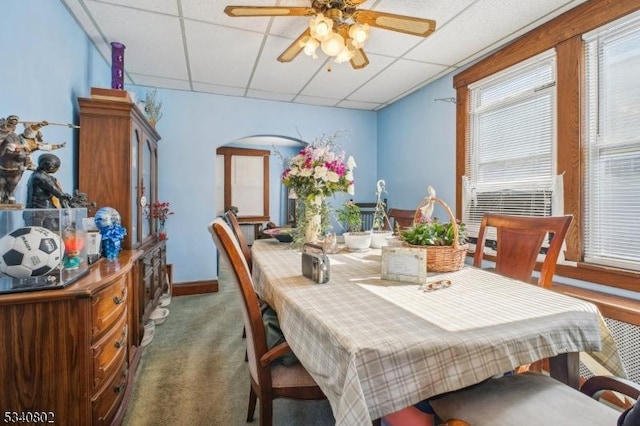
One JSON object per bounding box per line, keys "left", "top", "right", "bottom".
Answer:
{"left": 110, "top": 42, "right": 126, "bottom": 89}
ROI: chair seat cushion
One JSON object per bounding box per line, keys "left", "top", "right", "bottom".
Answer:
{"left": 429, "top": 373, "right": 621, "bottom": 426}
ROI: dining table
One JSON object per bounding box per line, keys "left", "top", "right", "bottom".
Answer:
{"left": 250, "top": 239, "right": 625, "bottom": 426}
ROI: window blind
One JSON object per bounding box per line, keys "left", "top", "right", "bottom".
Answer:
{"left": 463, "top": 50, "right": 558, "bottom": 240}
{"left": 583, "top": 11, "right": 640, "bottom": 271}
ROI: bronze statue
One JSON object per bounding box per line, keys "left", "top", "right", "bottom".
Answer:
{"left": 25, "top": 154, "right": 72, "bottom": 228}
{"left": 0, "top": 115, "right": 28, "bottom": 205}
{"left": 19, "top": 121, "right": 66, "bottom": 171}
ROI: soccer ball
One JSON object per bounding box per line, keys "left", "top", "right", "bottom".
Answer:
{"left": 0, "top": 226, "right": 65, "bottom": 279}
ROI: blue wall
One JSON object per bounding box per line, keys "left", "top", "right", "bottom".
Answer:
{"left": 377, "top": 77, "right": 458, "bottom": 213}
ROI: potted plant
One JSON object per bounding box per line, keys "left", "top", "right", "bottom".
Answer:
{"left": 370, "top": 179, "right": 393, "bottom": 248}
{"left": 337, "top": 200, "right": 371, "bottom": 250}
{"left": 399, "top": 212, "right": 469, "bottom": 272}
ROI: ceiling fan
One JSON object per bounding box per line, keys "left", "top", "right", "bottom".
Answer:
{"left": 224, "top": 0, "right": 436, "bottom": 69}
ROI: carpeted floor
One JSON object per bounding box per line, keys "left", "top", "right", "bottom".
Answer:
{"left": 123, "top": 282, "right": 335, "bottom": 426}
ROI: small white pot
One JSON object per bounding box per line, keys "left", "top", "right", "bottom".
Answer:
{"left": 343, "top": 232, "right": 372, "bottom": 251}
{"left": 370, "top": 231, "right": 394, "bottom": 248}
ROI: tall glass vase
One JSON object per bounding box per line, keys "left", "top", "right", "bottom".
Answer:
{"left": 304, "top": 197, "right": 323, "bottom": 243}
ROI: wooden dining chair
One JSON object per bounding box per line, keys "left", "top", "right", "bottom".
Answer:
{"left": 474, "top": 213, "right": 573, "bottom": 374}
{"left": 355, "top": 201, "right": 377, "bottom": 231}
{"left": 224, "top": 209, "right": 252, "bottom": 271}
{"left": 386, "top": 208, "right": 415, "bottom": 232}
{"left": 208, "top": 218, "right": 326, "bottom": 426}
{"left": 474, "top": 213, "right": 573, "bottom": 288}
{"left": 430, "top": 372, "right": 640, "bottom": 426}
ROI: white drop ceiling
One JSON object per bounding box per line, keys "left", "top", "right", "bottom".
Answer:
{"left": 61, "top": 0, "right": 588, "bottom": 111}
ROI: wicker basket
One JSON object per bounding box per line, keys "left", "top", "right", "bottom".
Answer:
{"left": 405, "top": 197, "right": 468, "bottom": 273}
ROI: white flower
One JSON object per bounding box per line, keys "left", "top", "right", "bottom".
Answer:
{"left": 348, "top": 183, "right": 355, "bottom": 195}
{"left": 345, "top": 171, "right": 353, "bottom": 181}
{"left": 327, "top": 171, "right": 340, "bottom": 183}
{"left": 300, "top": 168, "right": 313, "bottom": 177}
{"left": 347, "top": 155, "right": 357, "bottom": 169}
{"left": 288, "top": 168, "right": 299, "bottom": 176}
{"left": 314, "top": 165, "right": 328, "bottom": 180}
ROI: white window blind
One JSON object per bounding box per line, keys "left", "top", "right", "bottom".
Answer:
{"left": 463, "top": 50, "right": 558, "bottom": 241}
{"left": 583, "top": 11, "right": 640, "bottom": 271}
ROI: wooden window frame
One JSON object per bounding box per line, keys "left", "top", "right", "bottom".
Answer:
{"left": 216, "top": 146, "right": 270, "bottom": 222}
{"left": 454, "top": 0, "right": 640, "bottom": 293}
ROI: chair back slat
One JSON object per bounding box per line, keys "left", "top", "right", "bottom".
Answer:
{"left": 387, "top": 208, "right": 416, "bottom": 231}
{"left": 224, "top": 210, "right": 252, "bottom": 268}
{"left": 473, "top": 214, "right": 572, "bottom": 288}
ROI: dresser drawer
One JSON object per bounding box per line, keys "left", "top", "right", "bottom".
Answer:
{"left": 92, "top": 362, "right": 128, "bottom": 426}
{"left": 91, "top": 276, "right": 127, "bottom": 338}
{"left": 92, "top": 311, "right": 128, "bottom": 392}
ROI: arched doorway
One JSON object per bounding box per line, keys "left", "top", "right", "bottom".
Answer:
{"left": 216, "top": 135, "right": 305, "bottom": 236}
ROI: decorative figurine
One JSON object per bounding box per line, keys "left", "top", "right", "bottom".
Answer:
{"left": 0, "top": 115, "right": 28, "bottom": 206}
{"left": 18, "top": 121, "right": 67, "bottom": 171}
{"left": 25, "top": 154, "right": 73, "bottom": 229}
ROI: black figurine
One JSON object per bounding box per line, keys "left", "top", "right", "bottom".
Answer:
{"left": 25, "top": 153, "right": 72, "bottom": 228}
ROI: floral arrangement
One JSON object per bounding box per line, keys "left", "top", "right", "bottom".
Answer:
{"left": 149, "top": 201, "right": 174, "bottom": 240}
{"left": 280, "top": 132, "right": 356, "bottom": 246}
{"left": 144, "top": 89, "right": 163, "bottom": 126}
{"left": 150, "top": 201, "right": 174, "bottom": 226}
{"left": 281, "top": 132, "right": 356, "bottom": 202}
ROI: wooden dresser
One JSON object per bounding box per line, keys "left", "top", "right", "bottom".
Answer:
{"left": 0, "top": 251, "right": 142, "bottom": 426}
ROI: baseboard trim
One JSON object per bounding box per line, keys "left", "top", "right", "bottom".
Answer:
{"left": 173, "top": 279, "right": 218, "bottom": 296}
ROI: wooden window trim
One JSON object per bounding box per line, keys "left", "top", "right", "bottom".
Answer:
{"left": 216, "top": 146, "right": 270, "bottom": 222}
{"left": 455, "top": 0, "right": 640, "bottom": 293}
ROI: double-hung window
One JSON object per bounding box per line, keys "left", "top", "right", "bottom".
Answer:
{"left": 583, "top": 12, "right": 640, "bottom": 271}
{"left": 462, "top": 50, "right": 558, "bottom": 244}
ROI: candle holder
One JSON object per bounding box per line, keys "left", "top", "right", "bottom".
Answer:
{"left": 110, "top": 42, "right": 126, "bottom": 89}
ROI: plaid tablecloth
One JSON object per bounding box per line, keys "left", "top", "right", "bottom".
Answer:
{"left": 251, "top": 240, "right": 624, "bottom": 425}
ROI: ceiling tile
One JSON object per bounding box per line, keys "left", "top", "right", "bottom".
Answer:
{"left": 348, "top": 59, "right": 448, "bottom": 103}
{"left": 405, "top": 0, "right": 589, "bottom": 65}
{"left": 85, "top": 1, "right": 188, "bottom": 80}
{"left": 249, "top": 34, "right": 327, "bottom": 94}
{"left": 185, "top": 21, "right": 263, "bottom": 87}
{"left": 299, "top": 54, "right": 395, "bottom": 99}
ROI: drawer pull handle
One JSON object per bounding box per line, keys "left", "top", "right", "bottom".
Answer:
{"left": 114, "top": 325, "right": 128, "bottom": 349}
{"left": 114, "top": 380, "right": 126, "bottom": 394}
{"left": 113, "top": 288, "right": 127, "bottom": 305}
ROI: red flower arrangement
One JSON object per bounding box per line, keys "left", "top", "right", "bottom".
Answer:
{"left": 150, "top": 201, "right": 174, "bottom": 240}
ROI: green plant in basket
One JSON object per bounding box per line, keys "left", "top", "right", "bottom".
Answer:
{"left": 400, "top": 219, "right": 468, "bottom": 246}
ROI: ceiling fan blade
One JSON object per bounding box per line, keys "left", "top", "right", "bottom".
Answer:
{"left": 352, "top": 10, "right": 436, "bottom": 37}
{"left": 350, "top": 48, "right": 369, "bottom": 70}
{"left": 278, "top": 28, "right": 312, "bottom": 63}
{"left": 224, "top": 6, "right": 315, "bottom": 17}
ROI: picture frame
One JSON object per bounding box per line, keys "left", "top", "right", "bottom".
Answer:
{"left": 381, "top": 246, "right": 427, "bottom": 284}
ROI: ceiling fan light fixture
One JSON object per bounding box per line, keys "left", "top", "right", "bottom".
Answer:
{"left": 310, "top": 14, "right": 333, "bottom": 40}
{"left": 299, "top": 36, "right": 320, "bottom": 58}
{"left": 348, "top": 23, "right": 370, "bottom": 46}
{"left": 321, "top": 31, "right": 345, "bottom": 57}
{"left": 334, "top": 45, "right": 355, "bottom": 63}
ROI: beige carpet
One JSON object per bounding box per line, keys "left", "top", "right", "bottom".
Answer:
{"left": 123, "top": 284, "right": 335, "bottom": 425}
